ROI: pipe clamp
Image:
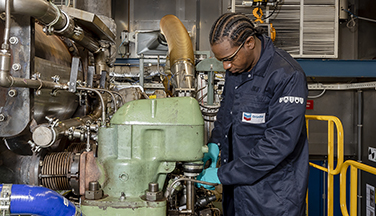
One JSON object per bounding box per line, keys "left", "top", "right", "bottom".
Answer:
{"left": 0, "top": 184, "right": 12, "bottom": 215}
{"left": 43, "top": 2, "right": 61, "bottom": 35}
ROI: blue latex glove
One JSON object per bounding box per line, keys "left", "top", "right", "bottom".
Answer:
{"left": 196, "top": 167, "right": 220, "bottom": 190}
{"left": 202, "top": 143, "right": 219, "bottom": 168}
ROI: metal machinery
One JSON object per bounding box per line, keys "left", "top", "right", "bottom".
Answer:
{"left": 0, "top": 0, "right": 219, "bottom": 215}
{"left": 2, "top": 0, "right": 372, "bottom": 215}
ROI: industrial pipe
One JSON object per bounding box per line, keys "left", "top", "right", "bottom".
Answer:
{"left": 0, "top": 184, "right": 78, "bottom": 216}
{"left": 2, "top": 0, "right": 10, "bottom": 50}
{"left": 0, "top": 0, "right": 100, "bottom": 53}
{"left": 160, "top": 15, "right": 194, "bottom": 66}
{"left": 0, "top": 0, "right": 67, "bottom": 30}
{"left": 0, "top": 0, "right": 101, "bottom": 89}
{"left": 31, "top": 89, "right": 106, "bottom": 149}
{"left": 160, "top": 15, "right": 195, "bottom": 96}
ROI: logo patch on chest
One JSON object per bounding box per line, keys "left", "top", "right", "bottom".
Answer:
{"left": 242, "top": 112, "right": 265, "bottom": 124}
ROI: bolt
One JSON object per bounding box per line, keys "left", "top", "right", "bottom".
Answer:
{"left": 119, "top": 192, "right": 126, "bottom": 201}
{"left": 9, "top": 36, "right": 18, "bottom": 45}
{"left": 12, "top": 63, "right": 21, "bottom": 71}
{"left": 149, "top": 182, "right": 159, "bottom": 192}
{"left": 119, "top": 173, "right": 129, "bottom": 181}
{"left": 89, "top": 181, "right": 99, "bottom": 191}
{"left": 0, "top": 114, "right": 5, "bottom": 122}
{"left": 8, "top": 89, "right": 17, "bottom": 97}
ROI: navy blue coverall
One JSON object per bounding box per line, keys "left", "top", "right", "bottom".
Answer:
{"left": 209, "top": 35, "right": 309, "bottom": 216}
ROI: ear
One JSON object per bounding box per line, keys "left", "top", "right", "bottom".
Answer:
{"left": 245, "top": 36, "right": 255, "bottom": 50}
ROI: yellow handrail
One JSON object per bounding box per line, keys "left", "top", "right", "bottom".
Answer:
{"left": 340, "top": 160, "right": 376, "bottom": 216}
{"left": 305, "top": 115, "right": 344, "bottom": 216}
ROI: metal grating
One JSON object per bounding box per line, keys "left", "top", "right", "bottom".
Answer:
{"left": 233, "top": 0, "right": 338, "bottom": 58}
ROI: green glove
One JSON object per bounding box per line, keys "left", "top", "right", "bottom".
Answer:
{"left": 196, "top": 168, "right": 220, "bottom": 190}
{"left": 202, "top": 143, "right": 219, "bottom": 168}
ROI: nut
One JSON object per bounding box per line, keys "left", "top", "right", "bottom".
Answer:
{"left": 9, "top": 37, "right": 18, "bottom": 45}
{"left": 145, "top": 191, "right": 163, "bottom": 201}
{"left": 0, "top": 114, "right": 5, "bottom": 122}
{"left": 8, "top": 89, "right": 17, "bottom": 97}
{"left": 12, "top": 63, "right": 21, "bottom": 71}
{"left": 85, "top": 189, "right": 103, "bottom": 200}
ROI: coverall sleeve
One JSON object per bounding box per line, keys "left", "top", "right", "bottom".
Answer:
{"left": 217, "top": 70, "right": 308, "bottom": 185}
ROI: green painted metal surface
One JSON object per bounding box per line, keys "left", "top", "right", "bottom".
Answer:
{"left": 83, "top": 97, "right": 206, "bottom": 215}
{"left": 195, "top": 58, "right": 225, "bottom": 72}
{"left": 81, "top": 197, "right": 166, "bottom": 216}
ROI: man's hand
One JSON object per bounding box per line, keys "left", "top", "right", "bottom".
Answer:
{"left": 196, "top": 167, "right": 220, "bottom": 190}
{"left": 202, "top": 143, "right": 219, "bottom": 168}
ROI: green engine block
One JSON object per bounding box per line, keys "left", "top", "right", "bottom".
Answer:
{"left": 81, "top": 97, "right": 206, "bottom": 215}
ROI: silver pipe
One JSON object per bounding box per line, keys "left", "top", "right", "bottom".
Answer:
{"left": 186, "top": 177, "right": 195, "bottom": 215}
{"left": 0, "top": 0, "right": 100, "bottom": 53}
{"left": 139, "top": 55, "right": 144, "bottom": 88}
{"left": 2, "top": 0, "right": 10, "bottom": 50}
{"left": 165, "top": 177, "right": 218, "bottom": 199}
{"left": 97, "top": 88, "right": 117, "bottom": 112}
{"left": 111, "top": 91, "right": 125, "bottom": 105}
{"left": 77, "top": 87, "right": 106, "bottom": 126}
{"left": 0, "top": 0, "right": 67, "bottom": 30}
{"left": 119, "top": 85, "right": 150, "bottom": 100}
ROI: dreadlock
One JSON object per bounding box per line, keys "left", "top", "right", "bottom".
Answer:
{"left": 209, "top": 13, "right": 265, "bottom": 47}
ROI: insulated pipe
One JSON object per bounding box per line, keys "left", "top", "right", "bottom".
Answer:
{"left": 32, "top": 94, "right": 104, "bottom": 148}
{"left": 0, "top": 184, "right": 77, "bottom": 216}
{"left": 0, "top": 0, "right": 100, "bottom": 53}
{"left": 0, "top": 0, "right": 67, "bottom": 30}
{"left": 0, "top": 0, "right": 100, "bottom": 89}
{"left": 160, "top": 15, "right": 195, "bottom": 96}
{"left": 160, "top": 15, "right": 194, "bottom": 66}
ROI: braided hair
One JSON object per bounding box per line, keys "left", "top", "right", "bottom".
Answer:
{"left": 209, "top": 13, "right": 265, "bottom": 47}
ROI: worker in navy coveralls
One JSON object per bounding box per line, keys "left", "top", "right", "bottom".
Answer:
{"left": 197, "top": 13, "right": 309, "bottom": 216}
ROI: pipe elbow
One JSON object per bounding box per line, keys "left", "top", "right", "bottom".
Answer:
{"left": 0, "top": 71, "right": 12, "bottom": 87}
{"left": 0, "top": 51, "right": 12, "bottom": 87}
{"left": 160, "top": 14, "right": 194, "bottom": 66}
{"left": 0, "top": 184, "right": 78, "bottom": 216}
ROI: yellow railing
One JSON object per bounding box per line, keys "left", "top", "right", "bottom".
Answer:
{"left": 305, "top": 115, "right": 344, "bottom": 216}
{"left": 340, "top": 160, "right": 376, "bottom": 216}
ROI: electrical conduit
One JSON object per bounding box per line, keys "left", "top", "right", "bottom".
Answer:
{"left": 0, "top": 184, "right": 78, "bottom": 216}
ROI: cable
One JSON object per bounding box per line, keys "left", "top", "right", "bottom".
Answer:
{"left": 264, "top": 2, "right": 279, "bottom": 20}
{"left": 342, "top": 9, "right": 376, "bottom": 30}
{"left": 308, "top": 89, "right": 326, "bottom": 99}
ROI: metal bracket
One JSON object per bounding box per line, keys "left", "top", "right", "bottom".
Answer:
{"left": 69, "top": 57, "right": 80, "bottom": 92}
{"left": 87, "top": 66, "right": 95, "bottom": 88}
{"left": 99, "top": 70, "right": 107, "bottom": 89}
{"left": 0, "top": 184, "right": 12, "bottom": 216}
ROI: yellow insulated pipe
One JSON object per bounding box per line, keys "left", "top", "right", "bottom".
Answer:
{"left": 160, "top": 14, "right": 194, "bottom": 66}
{"left": 160, "top": 14, "right": 195, "bottom": 96}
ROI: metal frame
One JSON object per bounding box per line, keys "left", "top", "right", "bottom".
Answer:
{"left": 340, "top": 160, "right": 376, "bottom": 216}
{"left": 306, "top": 115, "right": 344, "bottom": 216}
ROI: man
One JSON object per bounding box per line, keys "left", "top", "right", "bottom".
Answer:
{"left": 197, "top": 13, "right": 309, "bottom": 216}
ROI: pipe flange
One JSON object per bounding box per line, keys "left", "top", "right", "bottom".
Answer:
{"left": 183, "top": 162, "right": 203, "bottom": 177}
{"left": 32, "top": 125, "right": 57, "bottom": 148}
{"left": 54, "top": 11, "right": 74, "bottom": 35}
{"left": 69, "top": 154, "right": 80, "bottom": 195}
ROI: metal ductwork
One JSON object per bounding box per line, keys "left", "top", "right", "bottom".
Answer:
{"left": 160, "top": 14, "right": 195, "bottom": 97}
